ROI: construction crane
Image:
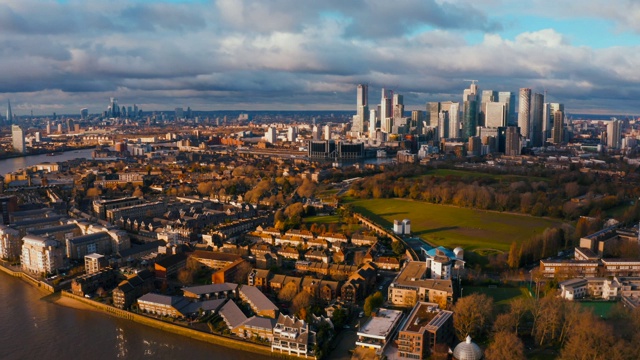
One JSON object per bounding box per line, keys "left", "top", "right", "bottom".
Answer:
{"left": 463, "top": 79, "right": 479, "bottom": 86}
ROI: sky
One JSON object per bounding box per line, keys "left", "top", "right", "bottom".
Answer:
{"left": 2, "top": 0, "right": 640, "bottom": 115}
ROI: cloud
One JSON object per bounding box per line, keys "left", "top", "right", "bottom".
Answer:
{"left": 0, "top": 0, "right": 639, "bottom": 114}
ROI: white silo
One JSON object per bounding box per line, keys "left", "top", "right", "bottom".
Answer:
{"left": 402, "top": 219, "right": 411, "bottom": 235}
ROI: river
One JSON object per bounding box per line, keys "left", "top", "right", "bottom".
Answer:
{"left": 0, "top": 148, "right": 276, "bottom": 359}
{"left": 0, "top": 272, "right": 274, "bottom": 360}
{"left": 0, "top": 148, "right": 97, "bottom": 176}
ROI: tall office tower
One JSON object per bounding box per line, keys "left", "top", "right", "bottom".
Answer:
{"left": 175, "top": 107, "right": 184, "bottom": 119}
{"left": 542, "top": 103, "right": 551, "bottom": 142}
{"left": 505, "top": 126, "right": 521, "bottom": 156}
{"left": 547, "top": 103, "right": 564, "bottom": 143}
{"left": 392, "top": 93, "right": 404, "bottom": 119}
{"left": 480, "top": 90, "right": 497, "bottom": 126}
{"left": 11, "top": 125, "right": 25, "bottom": 153}
{"left": 608, "top": 119, "right": 622, "bottom": 149}
{"left": 529, "top": 93, "right": 545, "bottom": 147}
{"left": 46, "top": 121, "right": 52, "bottom": 135}
{"left": 110, "top": 97, "right": 119, "bottom": 117}
{"left": 354, "top": 84, "right": 368, "bottom": 133}
{"left": 265, "top": 126, "right": 277, "bottom": 144}
{"left": 80, "top": 108, "right": 88, "bottom": 120}
{"left": 6, "top": 100, "right": 12, "bottom": 125}
{"left": 485, "top": 102, "right": 507, "bottom": 128}
{"left": 35, "top": 132, "right": 41, "bottom": 143}
{"left": 552, "top": 110, "right": 564, "bottom": 144}
{"left": 67, "top": 119, "right": 75, "bottom": 133}
{"left": 382, "top": 117, "right": 393, "bottom": 134}
{"left": 323, "top": 123, "right": 331, "bottom": 140}
{"left": 369, "top": 109, "right": 378, "bottom": 138}
{"left": 133, "top": 104, "right": 138, "bottom": 116}
{"left": 411, "top": 110, "right": 424, "bottom": 134}
{"left": 517, "top": 88, "right": 531, "bottom": 138}
{"left": 380, "top": 88, "right": 392, "bottom": 132}
{"left": 121, "top": 106, "right": 126, "bottom": 117}
{"left": 57, "top": 123, "right": 63, "bottom": 133}
{"left": 427, "top": 102, "right": 440, "bottom": 127}
{"left": 462, "top": 83, "right": 478, "bottom": 139}
{"left": 438, "top": 111, "right": 449, "bottom": 139}
{"left": 449, "top": 103, "right": 461, "bottom": 138}
{"left": 498, "top": 91, "right": 516, "bottom": 125}
{"left": 312, "top": 125, "right": 320, "bottom": 140}
{"left": 287, "top": 126, "right": 298, "bottom": 142}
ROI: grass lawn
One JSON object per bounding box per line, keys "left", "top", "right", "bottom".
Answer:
{"left": 349, "top": 198, "right": 564, "bottom": 252}
{"left": 464, "top": 286, "right": 529, "bottom": 305}
{"left": 579, "top": 301, "right": 616, "bottom": 319}
{"left": 303, "top": 214, "right": 342, "bottom": 224}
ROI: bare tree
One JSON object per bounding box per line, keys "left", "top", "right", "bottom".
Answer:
{"left": 453, "top": 293, "right": 494, "bottom": 341}
{"left": 278, "top": 281, "right": 299, "bottom": 302}
{"left": 485, "top": 331, "right": 526, "bottom": 360}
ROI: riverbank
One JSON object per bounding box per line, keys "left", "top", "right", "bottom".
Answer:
{"left": 0, "top": 145, "right": 96, "bottom": 161}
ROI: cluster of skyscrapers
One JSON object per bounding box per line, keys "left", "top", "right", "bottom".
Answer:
{"left": 351, "top": 83, "right": 569, "bottom": 154}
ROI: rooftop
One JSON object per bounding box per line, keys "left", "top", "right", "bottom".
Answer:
{"left": 240, "top": 285, "right": 278, "bottom": 311}
{"left": 402, "top": 302, "right": 442, "bottom": 333}
{"left": 182, "top": 283, "right": 237, "bottom": 295}
{"left": 68, "top": 232, "right": 111, "bottom": 245}
{"left": 357, "top": 308, "right": 404, "bottom": 339}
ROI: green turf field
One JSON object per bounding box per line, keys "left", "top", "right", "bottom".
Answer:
{"left": 464, "top": 286, "right": 530, "bottom": 305}
{"left": 349, "top": 198, "right": 563, "bottom": 252}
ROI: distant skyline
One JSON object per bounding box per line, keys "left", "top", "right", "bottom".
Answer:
{"left": 2, "top": 0, "right": 640, "bottom": 115}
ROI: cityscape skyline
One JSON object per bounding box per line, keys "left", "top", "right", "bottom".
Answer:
{"left": 2, "top": 1, "right": 640, "bottom": 115}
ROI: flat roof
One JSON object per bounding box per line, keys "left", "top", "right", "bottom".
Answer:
{"left": 402, "top": 302, "right": 440, "bottom": 333}
{"left": 68, "top": 232, "right": 111, "bottom": 245}
{"left": 357, "top": 308, "right": 403, "bottom": 340}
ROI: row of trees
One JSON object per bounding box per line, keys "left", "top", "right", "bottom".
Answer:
{"left": 347, "top": 165, "right": 639, "bottom": 221}
{"left": 453, "top": 292, "right": 640, "bottom": 360}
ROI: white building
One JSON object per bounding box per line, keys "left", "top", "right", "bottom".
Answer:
{"left": 356, "top": 308, "right": 404, "bottom": 355}
{"left": 265, "top": 127, "right": 277, "bottom": 144}
{"left": 0, "top": 225, "right": 21, "bottom": 261}
{"left": 287, "top": 126, "right": 298, "bottom": 142}
{"left": 559, "top": 277, "right": 620, "bottom": 301}
{"left": 11, "top": 125, "right": 25, "bottom": 153}
{"left": 271, "top": 314, "right": 316, "bottom": 358}
{"left": 20, "top": 235, "right": 64, "bottom": 275}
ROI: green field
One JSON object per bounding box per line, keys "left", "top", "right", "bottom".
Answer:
{"left": 579, "top": 302, "right": 616, "bottom": 319}
{"left": 349, "top": 198, "right": 564, "bottom": 252}
{"left": 303, "top": 215, "right": 341, "bottom": 224}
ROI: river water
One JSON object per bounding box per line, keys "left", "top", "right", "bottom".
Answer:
{"left": 0, "top": 148, "right": 96, "bottom": 176}
{"left": 0, "top": 272, "right": 273, "bottom": 360}
{"left": 0, "top": 150, "right": 275, "bottom": 359}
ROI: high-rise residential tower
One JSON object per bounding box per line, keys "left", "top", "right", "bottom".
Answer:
{"left": 392, "top": 93, "right": 404, "bottom": 119}
{"left": 518, "top": 88, "right": 531, "bottom": 139}
{"left": 608, "top": 119, "right": 622, "bottom": 149}
{"left": 380, "top": 89, "right": 392, "bottom": 133}
{"left": 449, "top": 103, "right": 461, "bottom": 138}
{"left": 552, "top": 110, "right": 564, "bottom": 144}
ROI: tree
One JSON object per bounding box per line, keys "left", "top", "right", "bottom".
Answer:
{"left": 291, "top": 291, "right": 313, "bottom": 317}
{"left": 484, "top": 331, "right": 526, "bottom": 360}
{"left": 363, "top": 291, "right": 384, "bottom": 317}
{"left": 507, "top": 241, "right": 520, "bottom": 269}
{"left": 392, "top": 241, "right": 405, "bottom": 256}
{"left": 133, "top": 187, "right": 144, "bottom": 198}
{"left": 331, "top": 308, "right": 348, "bottom": 329}
{"left": 453, "top": 293, "right": 494, "bottom": 341}
{"left": 559, "top": 312, "right": 632, "bottom": 360}
{"left": 178, "top": 268, "right": 194, "bottom": 285}
{"left": 278, "top": 281, "right": 299, "bottom": 302}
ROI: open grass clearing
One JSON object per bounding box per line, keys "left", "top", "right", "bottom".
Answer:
{"left": 464, "top": 286, "right": 530, "bottom": 305}
{"left": 349, "top": 198, "right": 564, "bottom": 252}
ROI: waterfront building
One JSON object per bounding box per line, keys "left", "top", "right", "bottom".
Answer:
{"left": 239, "top": 285, "right": 279, "bottom": 319}
{"left": 112, "top": 269, "right": 155, "bottom": 309}
{"left": 11, "top": 125, "right": 25, "bottom": 154}
{"left": 353, "top": 84, "right": 368, "bottom": 134}
{"left": 154, "top": 253, "right": 188, "bottom": 279}
{"left": 20, "top": 235, "right": 64, "bottom": 275}
{"left": 71, "top": 268, "right": 118, "bottom": 297}
{"left": 0, "top": 224, "right": 21, "bottom": 261}
{"left": 397, "top": 302, "right": 454, "bottom": 359}
{"left": 271, "top": 314, "right": 317, "bottom": 357}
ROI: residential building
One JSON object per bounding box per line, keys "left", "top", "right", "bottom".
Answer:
{"left": 271, "top": 314, "right": 317, "bottom": 358}
{"left": 66, "top": 232, "right": 113, "bottom": 260}
{"left": 71, "top": 268, "right": 118, "bottom": 296}
{"left": 93, "top": 197, "right": 144, "bottom": 220}
{"left": 11, "top": 125, "right": 25, "bottom": 153}
{"left": 190, "top": 250, "right": 241, "bottom": 270}
{"left": 85, "top": 253, "right": 108, "bottom": 274}
{"left": 182, "top": 283, "right": 238, "bottom": 300}
{"left": 356, "top": 308, "right": 404, "bottom": 355}
{"left": 112, "top": 269, "right": 155, "bottom": 309}
{"left": 388, "top": 262, "right": 455, "bottom": 308}
{"left": 0, "top": 224, "right": 20, "bottom": 261}
{"left": 155, "top": 253, "right": 188, "bottom": 280}
{"left": 212, "top": 258, "right": 249, "bottom": 284}
{"left": 517, "top": 88, "right": 531, "bottom": 139}
{"left": 248, "top": 269, "right": 271, "bottom": 291}
{"left": 559, "top": 278, "right": 620, "bottom": 300}
{"left": 397, "top": 302, "right": 454, "bottom": 359}
{"left": 20, "top": 235, "right": 64, "bottom": 275}
{"left": 239, "top": 285, "right": 279, "bottom": 318}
